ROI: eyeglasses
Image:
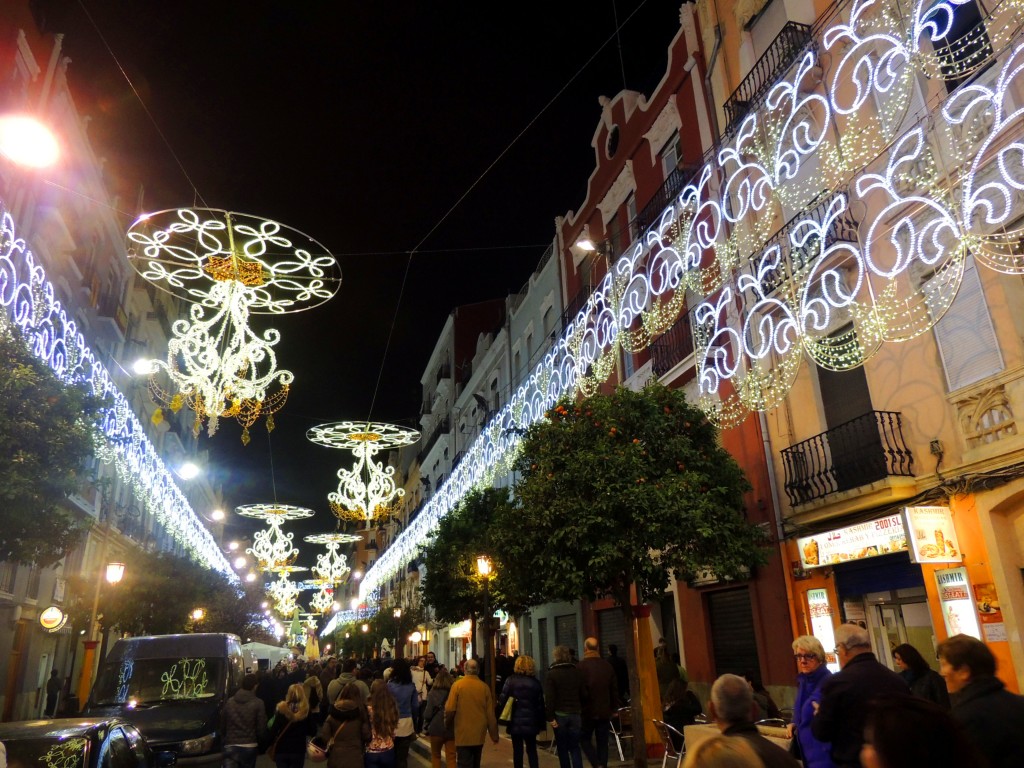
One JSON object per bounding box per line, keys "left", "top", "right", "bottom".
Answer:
{"left": 793, "top": 653, "right": 817, "bottom": 661}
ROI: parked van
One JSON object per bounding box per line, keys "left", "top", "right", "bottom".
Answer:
{"left": 84, "top": 633, "right": 246, "bottom": 766}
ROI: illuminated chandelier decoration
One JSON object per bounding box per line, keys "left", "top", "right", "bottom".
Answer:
{"left": 127, "top": 208, "right": 341, "bottom": 444}
{"left": 309, "top": 585, "right": 335, "bottom": 615}
{"left": 307, "top": 422, "right": 420, "bottom": 525}
{"left": 236, "top": 504, "right": 315, "bottom": 571}
{"left": 359, "top": 0, "right": 1024, "bottom": 597}
{"left": 267, "top": 569, "right": 304, "bottom": 615}
{"left": 304, "top": 532, "right": 359, "bottom": 584}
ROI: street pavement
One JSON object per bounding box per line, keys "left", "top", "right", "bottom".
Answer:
{"left": 255, "top": 731, "right": 633, "bottom": 768}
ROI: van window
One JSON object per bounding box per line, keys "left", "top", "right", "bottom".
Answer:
{"left": 92, "top": 657, "right": 224, "bottom": 705}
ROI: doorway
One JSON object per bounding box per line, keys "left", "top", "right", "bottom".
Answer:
{"left": 862, "top": 588, "right": 938, "bottom": 672}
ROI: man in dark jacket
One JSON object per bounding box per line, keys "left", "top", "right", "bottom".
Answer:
{"left": 939, "top": 633, "right": 1024, "bottom": 768}
{"left": 544, "top": 646, "right": 588, "bottom": 768}
{"left": 710, "top": 674, "right": 798, "bottom": 768}
{"left": 606, "top": 645, "right": 628, "bottom": 701}
{"left": 577, "top": 638, "right": 618, "bottom": 768}
{"left": 222, "top": 673, "right": 267, "bottom": 768}
{"left": 811, "top": 624, "right": 908, "bottom": 768}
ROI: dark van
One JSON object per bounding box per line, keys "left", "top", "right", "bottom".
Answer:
{"left": 84, "top": 633, "right": 246, "bottom": 766}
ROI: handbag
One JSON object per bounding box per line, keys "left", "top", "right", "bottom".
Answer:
{"left": 307, "top": 720, "right": 346, "bottom": 763}
{"left": 498, "top": 695, "right": 516, "bottom": 724}
{"left": 266, "top": 719, "right": 293, "bottom": 761}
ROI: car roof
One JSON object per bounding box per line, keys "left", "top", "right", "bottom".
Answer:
{"left": 106, "top": 633, "right": 240, "bottom": 659}
{"left": 0, "top": 718, "right": 131, "bottom": 739}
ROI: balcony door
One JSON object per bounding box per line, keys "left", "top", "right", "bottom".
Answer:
{"left": 817, "top": 337, "right": 884, "bottom": 491}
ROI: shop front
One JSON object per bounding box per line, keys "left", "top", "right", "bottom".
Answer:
{"left": 786, "top": 505, "right": 1019, "bottom": 689}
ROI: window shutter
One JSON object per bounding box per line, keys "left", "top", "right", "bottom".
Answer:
{"left": 930, "top": 257, "right": 1003, "bottom": 392}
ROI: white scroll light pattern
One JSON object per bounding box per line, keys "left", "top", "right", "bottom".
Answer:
{"left": 362, "top": 0, "right": 1024, "bottom": 596}
{"left": 267, "top": 570, "right": 301, "bottom": 615}
{"left": 307, "top": 422, "right": 421, "bottom": 524}
{"left": 310, "top": 585, "right": 334, "bottom": 615}
{"left": 127, "top": 208, "right": 340, "bottom": 442}
{"left": 0, "top": 204, "right": 233, "bottom": 576}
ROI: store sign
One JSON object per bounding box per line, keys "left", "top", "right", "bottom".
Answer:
{"left": 903, "top": 506, "right": 962, "bottom": 563}
{"left": 935, "top": 567, "right": 982, "bottom": 640}
{"left": 807, "top": 589, "right": 839, "bottom": 673}
{"left": 797, "top": 515, "right": 908, "bottom": 569}
{"left": 39, "top": 606, "right": 67, "bottom": 633}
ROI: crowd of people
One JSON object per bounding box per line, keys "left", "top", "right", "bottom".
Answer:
{"left": 217, "top": 629, "right": 1024, "bottom": 768}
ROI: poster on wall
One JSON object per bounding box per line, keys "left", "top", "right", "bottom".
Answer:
{"left": 797, "top": 515, "right": 908, "bottom": 569}
{"left": 903, "top": 506, "right": 962, "bottom": 563}
{"left": 935, "top": 567, "right": 982, "bottom": 640}
{"left": 807, "top": 589, "right": 840, "bottom": 673}
{"left": 974, "top": 582, "right": 1007, "bottom": 643}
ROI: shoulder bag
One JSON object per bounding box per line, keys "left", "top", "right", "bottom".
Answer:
{"left": 307, "top": 720, "right": 346, "bottom": 763}
{"left": 266, "top": 718, "right": 293, "bottom": 761}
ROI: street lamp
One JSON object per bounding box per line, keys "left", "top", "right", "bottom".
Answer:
{"left": 190, "top": 607, "right": 205, "bottom": 632}
{"left": 393, "top": 607, "right": 402, "bottom": 659}
{"left": 105, "top": 562, "right": 126, "bottom": 584}
{"left": 0, "top": 115, "right": 59, "bottom": 168}
{"left": 476, "top": 555, "right": 495, "bottom": 699}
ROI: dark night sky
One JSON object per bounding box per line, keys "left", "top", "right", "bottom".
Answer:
{"left": 35, "top": 0, "right": 680, "bottom": 561}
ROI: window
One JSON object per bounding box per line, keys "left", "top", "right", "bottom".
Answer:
{"left": 542, "top": 306, "right": 554, "bottom": 337}
{"left": 0, "top": 561, "right": 14, "bottom": 593}
{"left": 659, "top": 133, "right": 679, "bottom": 177}
{"left": 931, "top": 0, "right": 993, "bottom": 93}
{"left": 26, "top": 565, "right": 40, "bottom": 600}
{"left": 627, "top": 194, "right": 638, "bottom": 242}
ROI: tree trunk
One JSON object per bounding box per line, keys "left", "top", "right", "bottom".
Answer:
{"left": 618, "top": 593, "right": 649, "bottom": 768}
{"left": 470, "top": 613, "right": 477, "bottom": 666}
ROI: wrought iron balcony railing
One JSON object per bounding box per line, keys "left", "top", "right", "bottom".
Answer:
{"left": 723, "top": 21, "right": 814, "bottom": 134}
{"left": 651, "top": 311, "right": 695, "bottom": 376}
{"left": 635, "top": 164, "right": 699, "bottom": 236}
{"left": 781, "top": 410, "right": 914, "bottom": 507}
{"left": 559, "top": 283, "right": 593, "bottom": 333}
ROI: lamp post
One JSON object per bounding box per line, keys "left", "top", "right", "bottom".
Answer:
{"left": 476, "top": 555, "right": 495, "bottom": 699}
{"left": 190, "top": 608, "right": 205, "bottom": 633}
{"left": 77, "top": 552, "right": 126, "bottom": 710}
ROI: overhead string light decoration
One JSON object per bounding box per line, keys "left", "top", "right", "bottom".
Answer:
{"left": 236, "top": 503, "right": 315, "bottom": 571}
{"left": 126, "top": 208, "right": 341, "bottom": 444}
{"left": 309, "top": 585, "right": 335, "bottom": 615}
{"left": 358, "top": 0, "right": 1024, "bottom": 596}
{"left": 307, "top": 422, "right": 421, "bottom": 525}
{"left": 304, "top": 532, "right": 359, "bottom": 584}
{"left": 266, "top": 568, "right": 305, "bottom": 615}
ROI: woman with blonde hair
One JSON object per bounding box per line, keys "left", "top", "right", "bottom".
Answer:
{"left": 266, "top": 683, "right": 314, "bottom": 768}
{"left": 787, "top": 635, "right": 833, "bottom": 768}
{"left": 681, "top": 735, "right": 764, "bottom": 767}
{"left": 422, "top": 668, "right": 456, "bottom": 768}
{"left": 497, "top": 656, "right": 546, "bottom": 768}
{"left": 366, "top": 678, "right": 400, "bottom": 768}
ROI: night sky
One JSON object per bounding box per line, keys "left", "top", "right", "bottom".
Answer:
{"left": 35, "top": 0, "right": 681, "bottom": 563}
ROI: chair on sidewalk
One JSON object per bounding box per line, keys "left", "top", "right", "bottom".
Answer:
{"left": 610, "top": 706, "right": 633, "bottom": 762}
{"left": 652, "top": 720, "right": 684, "bottom": 768}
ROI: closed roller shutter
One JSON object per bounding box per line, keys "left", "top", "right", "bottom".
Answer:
{"left": 708, "top": 588, "right": 761, "bottom": 677}
{"left": 598, "top": 608, "right": 628, "bottom": 658}
{"left": 556, "top": 613, "right": 579, "bottom": 655}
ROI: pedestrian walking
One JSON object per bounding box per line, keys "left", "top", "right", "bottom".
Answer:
{"left": 222, "top": 673, "right": 267, "bottom": 768}
{"left": 445, "top": 659, "right": 499, "bottom": 768}
{"left": 810, "top": 624, "right": 908, "bottom": 768}
{"left": 412, "top": 656, "right": 433, "bottom": 732}
{"left": 786, "top": 635, "right": 832, "bottom": 768}
{"left": 606, "top": 645, "right": 628, "bottom": 703}
{"left": 938, "top": 633, "right": 1024, "bottom": 768}
{"left": 544, "top": 645, "right": 586, "bottom": 768}
{"left": 45, "top": 670, "right": 61, "bottom": 717}
{"left": 366, "top": 680, "right": 399, "bottom": 768}
{"left": 305, "top": 668, "right": 326, "bottom": 725}
{"left": 496, "top": 655, "right": 546, "bottom": 768}
{"left": 891, "top": 643, "right": 949, "bottom": 709}
{"left": 322, "top": 682, "right": 371, "bottom": 768}
{"left": 387, "top": 659, "right": 419, "bottom": 768}
{"left": 266, "top": 683, "right": 315, "bottom": 768}
{"left": 423, "top": 668, "right": 456, "bottom": 768}
{"left": 577, "top": 638, "right": 617, "bottom": 768}
{"left": 708, "top": 674, "right": 798, "bottom": 768}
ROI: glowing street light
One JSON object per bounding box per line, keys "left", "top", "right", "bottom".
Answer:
{"left": 177, "top": 461, "right": 201, "bottom": 480}
{"left": 0, "top": 115, "right": 59, "bottom": 168}
{"left": 105, "top": 562, "right": 126, "bottom": 584}
{"left": 210, "top": 509, "right": 226, "bottom": 522}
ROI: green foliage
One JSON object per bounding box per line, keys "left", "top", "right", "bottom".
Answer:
{"left": 419, "top": 487, "right": 530, "bottom": 622}
{"left": 0, "top": 325, "right": 102, "bottom": 566}
{"left": 501, "top": 382, "right": 768, "bottom": 606}
{"left": 96, "top": 548, "right": 271, "bottom": 640}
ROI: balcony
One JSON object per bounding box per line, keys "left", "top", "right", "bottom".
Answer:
{"left": 418, "top": 417, "right": 451, "bottom": 463}
{"left": 634, "top": 164, "right": 699, "bottom": 236}
{"left": 723, "top": 21, "right": 814, "bottom": 134}
{"left": 651, "top": 312, "right": 695, "bottom": 376}
{"left": 559, "top": 283, "right": 593, "bottom": 333}
{"left": 781, "top": 411, "right": 914, "bottom": 507}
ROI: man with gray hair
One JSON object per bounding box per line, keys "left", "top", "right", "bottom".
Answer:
{"left": 446, "top": 658, "right": 499, "bottom": 768}
{"left": 709, "top": 674, "right": 799, "bottom": 768}
{"left": 811, "top": 623, "right": 908, "bottom": 768}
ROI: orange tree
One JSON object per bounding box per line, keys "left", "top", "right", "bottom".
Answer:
{"left": 496, "top": 382, "right": 767, "bottom": 766}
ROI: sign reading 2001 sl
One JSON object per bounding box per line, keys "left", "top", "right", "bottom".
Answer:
{"left": 797, "top": 515, "right": 908, "bottom": 569}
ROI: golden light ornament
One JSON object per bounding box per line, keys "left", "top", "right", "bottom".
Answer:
{"left": 236, "top": 504, "right": 315, "bottom": 571}
{"left": 267, "top": 569, "right": 304, "bottom": 615}
{"left": 307, "top": 422, "right": 421, "bottom": 525}
{"left": 310, "top": 585, "right": 334, "bottom": 615}
{"left": 126, "top": 208, "right": 341, "bottom": 444}
{"left": 304, "top": 532, "right": 359, "bottom": 584}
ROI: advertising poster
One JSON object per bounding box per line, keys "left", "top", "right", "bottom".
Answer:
{"left": 903, "top": 506, "right": 962, "bottom": 563}
{"left": 974, "top": 582, "right": 1007, "bottom": 643}
{"left": 807, "top": 589, "right": 840, "bottom": 672}
{"left": 797, "top": 515, "right": 908, "bottom": 569}
{"left": 935, "top": 567, "right": 982, "bottom": 640}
